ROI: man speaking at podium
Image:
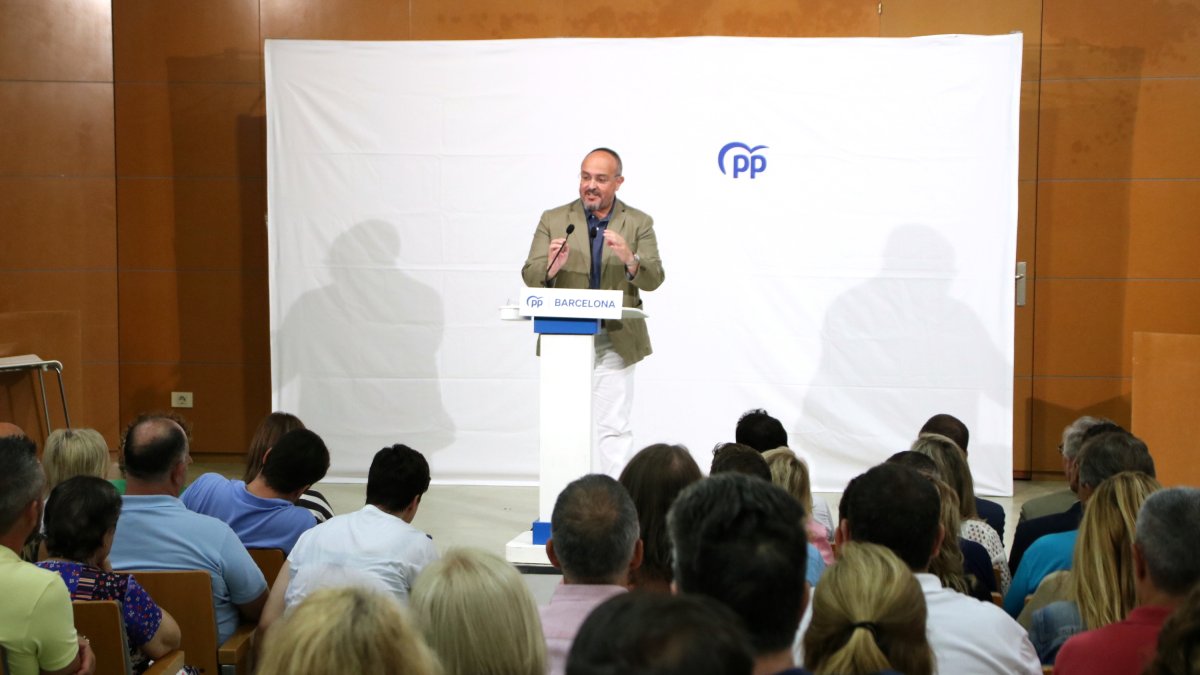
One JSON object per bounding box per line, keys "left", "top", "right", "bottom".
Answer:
{"left": 521, "top": 148, "right": 665, "bottom": 476}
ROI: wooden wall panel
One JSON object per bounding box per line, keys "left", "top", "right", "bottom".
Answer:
{"left": 554, "top": 0, "right": 878, "bottom": 38}
{"left": 0, "top": 0, "right": 112, "bottom": 82}
{"left": 409, "top": 0, "right": 563, "bottom": 39}
{"left": 114, "top": 0, "right": 261, "bottom": 83}
{"left": 0, "top": 82, "right": 114, "bottom": 176}
{"left": 0, "top": 178, "right": 116, "bottom": 271}
{"left": 118, "top": 271, "right": 269, "bottom": 364}
{"left": 1034, "top": 280, "right": 1200, "bottom": 377}
{"left": 1039, "top": 79, "right": 1200, "bottom": 180}
{"left": 115, "top": 83, "right": 266, "bottom": 178}
{"left": 1043, "top": 0, "right": 1200, "bottom": 79}
{"left": 0, "top": 272, "right": 118, "bottom": 363}
{"left": 117, "top": 178, "right": 267, "bottom": 271}
{"left": 1038, "top": 181, "right": 1200, "bottom": 279}
{"left": 261, "top": 0, "right": 412, "bottom": 40}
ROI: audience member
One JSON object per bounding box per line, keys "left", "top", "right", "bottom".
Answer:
{"left": 243, "top": 411, "right": 334, "bottom": 522}
{"left": 928, "top": 478, "right": 992, "bottom": 602}
{"left": 262, "top": 443, "right": 438, "bottom": 630}
{"left": 803, "top": 542, "right": 933, "bottom": 675}
{"left": 0, "top": 421, "right": 26, "bottom": 437}
{"left": 540, "top": 474, "right": 642, "bottom": 675}
{"left": 919, "top": 412, "right": 1004, "bottom": 539}
{"left": 796, "top": 463, "right": 1039, "bottom": 674}
{"left": 736, "top": 408, "right": 789, "bottom": 453}
{"left": 1055, "top": 488, "right": 1200, "bottom": 675}
{"left": 912, "top": 433, "right": 1009, "bottom": 593}
{"left": 1005, "top": 430, "right": 1156, "bottom": 615}
{"left": 1009, "top": 420, "right": 1129, "bottom": 572}
{"left": 1143, "top": 584, "right": 1200, "bottom": 675}
{"left": 669, "top": 472, "right": 810, "bottom": 675}
{"left": 108, "top": 414, "right": 267, "bottom": 644}
{"left": 764, "top": 448, "right": 833, "bottom": 564}
{"left": 711, "top": 446, "right": 826, "bottom": 586}
{"left": 1028, "top": 471, "right": 1162, "bottom": 663}
{"left": 710, "top": 442, "right": 772, "bottom": 480}
{"left": 37, "top": 476, "right": 184, "bottom": 672}
{"left": 885, "top": 450, "right": 939, "bottom": 479}
{"left": 411, "top": 547, "right": 544, "bottom": 675}
{"left": 0, "top": 434, "right": 94, "bottom": 675}
{"left": 256, "top": 585, "right": 440, "bottom": 675}
{"left": 43, "top": 428, "right": 111, "bottom": 489}
{"left": 617, "top": 443, "right": 701, "bottom": 593}
{"left": 1019, "top": 416, "right": 1108, "bottom": 524}
{"left": 566, "top": 592, "right": 755, "bottom": 675}
{"left": 182, "top": 428, "right": 329, "bottom": 553}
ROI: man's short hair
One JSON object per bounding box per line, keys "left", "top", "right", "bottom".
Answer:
{"left": 668, "top": 473, "right": 808, "bottom": 655}
{"left": 121, "top": 414, "right": 189, "bottom": 481}
{"left": 588, "top": 147, "right": 623, "bottom": 176}
{"left": 1061, "top": 416, "right": 1111, "bottom": 460}
{"left": 919, "top": 413, "right": 969, "bottom": 453}
{"left": 0, "top": 434, "right": 44, "bottom": 534}
{"left": 1077, "top": 431, "right": 1155, "bottom": 490}
{"left": 839, "top": 463, "right": 940, "bottom": 571}
{"left": 710, "top": 443, "right": 771, "bottom": 481}
{"left": 1137, "top": 488, "right": 1200, "bottom": 596}
{"left": 885, "top": 450, "right": 941, "bottom": 480}
{"left": 567, "top": 592, "right": 755, "bottom": 675}
{"left": 735, "top": 409, "right": 788, "bottom": 452}
{"left": 365, "top": 444, "right": 430, "bottom": 512}
{"left": 550, "top": 474, "right": 639, "bottom": 584}
{"left": 260, "top": 428, "right": 330, "bottom": 494}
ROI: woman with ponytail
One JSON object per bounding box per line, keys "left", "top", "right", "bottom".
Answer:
{"left": 802, "top": 542, "right": 933, "bottom": 675}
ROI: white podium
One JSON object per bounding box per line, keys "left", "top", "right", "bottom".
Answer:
{"left": 500, "top": 287, "right": 645, "bottom": 567}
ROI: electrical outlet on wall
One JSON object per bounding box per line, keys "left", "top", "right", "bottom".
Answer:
{"left": 171, "top": 391, "right": 193, "bottom": 408}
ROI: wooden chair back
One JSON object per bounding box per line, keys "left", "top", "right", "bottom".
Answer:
{"left": 129, "top": 570, "right": 219, "bottom": 675}
{"left": 71, "top": 601, "right": 131, "bottom": 675}
{"left": 70, "top": 600, "right": 186, "bottom": 675}
{"left": 248, "top": 549, "right": 286, "bottom": 590}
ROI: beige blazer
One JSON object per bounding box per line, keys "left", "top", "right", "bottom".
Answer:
{"left": 521, "top": 199, "right": 664, "bottom": 366}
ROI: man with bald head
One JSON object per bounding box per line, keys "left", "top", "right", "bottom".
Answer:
{"left": 0, "top": 421, "right": 26, "bottom": 437}
{"left": 109, "top": 414, "right": 267, "bottom": 644}
{"left": 521, "top": 148, "right": 665, "bottom": 476}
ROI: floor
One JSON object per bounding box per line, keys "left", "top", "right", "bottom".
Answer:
{"left": 192, "top": 462, "right": 1067, "bottom": 603}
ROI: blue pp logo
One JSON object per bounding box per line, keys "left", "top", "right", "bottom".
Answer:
{"left": 526, "top": 296, "right": 544, "bottom": 309}
{"left": 718, "top": 142, "right": 768, "bottom": 179}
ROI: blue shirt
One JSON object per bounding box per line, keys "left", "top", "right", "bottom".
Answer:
{"left": 110, "top": 495, "right": 267, "bottom": 644}
{"left": 1004, "top": 529, "right": 1078, "bottom": 617}
{"left": 181, "top": 473, "right": 317, "bottom": 554}
{"left": 806, "top": 542, "right": 826, "bottom": 587}
{"left": 586, "top": 205, "right": 613, "bottom": 289}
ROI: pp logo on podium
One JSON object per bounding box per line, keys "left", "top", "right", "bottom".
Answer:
{"left": 526, "top": 296, "right": 544, "bottom": 309}
{"left": 718, "top": 142, "right": 769, "bottom": 179}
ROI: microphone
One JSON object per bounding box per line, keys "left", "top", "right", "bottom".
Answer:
{"left": 544, "top": 223, "right": 575, "bottom": 287}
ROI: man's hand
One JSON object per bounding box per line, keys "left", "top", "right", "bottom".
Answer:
{"left": 603, "top": 230, "right": 634, "bottom": 266}
{"left": 547, "top": 237, "right": 570, "bottom": 279}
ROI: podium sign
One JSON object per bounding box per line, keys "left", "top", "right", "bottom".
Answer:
{"left": 519, "top": 288, "right": 623, "bottom": 320}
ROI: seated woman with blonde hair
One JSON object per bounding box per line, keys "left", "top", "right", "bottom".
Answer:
{"left": 763, "top": 448, "right": 833, "bottom": 564}
{"left": 803, "top": 542, "right": 933, "bottom": 675}
{"left": 257, "top": 585, "right": 440, "bottom": 675}
{"left": 1027, "top": 471, "right": 1162, "bottom": 664}
{"left": 43, "top": 427, "right": 111, "bottom": 490}
{"left": 410, "top": 547, "right": 545, "bottom": 675}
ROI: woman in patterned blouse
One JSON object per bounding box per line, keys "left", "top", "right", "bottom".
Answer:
{"left": 36, "top": 476, "right": 184, "bottom": 674}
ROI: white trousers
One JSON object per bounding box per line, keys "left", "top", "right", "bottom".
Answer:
{"left": 593, "top": 332, "right": 635, "bottom": 477}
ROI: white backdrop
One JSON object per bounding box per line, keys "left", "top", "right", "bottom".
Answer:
{"left": 266, "top": 35, "right": 1022, "bottom": 494}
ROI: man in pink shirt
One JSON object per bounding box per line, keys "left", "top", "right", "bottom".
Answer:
{"left": 1056, "top": 487, "right": 1200, "bottom": 675}
{"left": 540, "top": 474, "right": 643, "bottom": 675}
